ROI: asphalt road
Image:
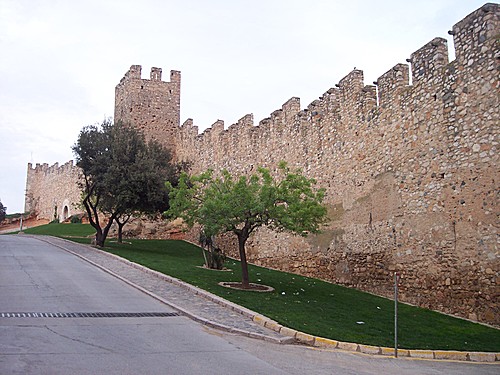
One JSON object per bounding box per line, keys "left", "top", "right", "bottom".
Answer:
{"left": 0, "top": 235, "right": 497, "bottom": 375}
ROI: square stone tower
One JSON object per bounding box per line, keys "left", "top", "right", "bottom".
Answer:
{"left": 114, "top": 65, "right": 181, "bottom": 153}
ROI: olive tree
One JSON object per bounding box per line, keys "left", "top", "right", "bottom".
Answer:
{"left": 72, "top": 119, "right": 177, "bottom": 246}
{"left": 166, "top": 162, "right": 328, "bottom": 288}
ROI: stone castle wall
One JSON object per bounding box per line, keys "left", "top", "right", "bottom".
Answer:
{"left": 24, "top": 3, "right": 499, "bottom": 325}
{"left": 25, "top": 161, "right": 83, "bottom": 221}
{"left": 174, "top": 4, "right": 499, "bottom": 325}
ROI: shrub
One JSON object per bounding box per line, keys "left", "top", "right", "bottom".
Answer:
{"left": 70, "top": 215, "right": 82, "bottom": 224}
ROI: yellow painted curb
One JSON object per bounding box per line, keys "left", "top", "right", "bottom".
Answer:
{"left": 359, "top": 344, "right": 381, "bottom": 355}
{"left": 296, "top": 332, "right": 315, "bottom": 345}
{"left": 314, "top": 337, "right": 338, "bottom": 349}
{"left": 264, "top": 320, "right": 282, "bottom": 332}
{"left": 409, "top": 350, "right": 434, "bottom": 359}
{"left": 380, "top": 347, "right": 410, "bottom": 357}
{"left": 468, "top": 352, "right": 497, "bottom": 362}
{"left": 434, "top": 351, "right": 468, "bottom": 361}
{"left": 280, "top": 326, "right": 298, "bottom": 338}
{"left": 252, "top": 315, "right": 266, "bottom": 327}
{"left": 337, "top": 341, "right": 359, "bottom": 352}
{"left": 380, "top": 347, "right": 397, "bottom": 356}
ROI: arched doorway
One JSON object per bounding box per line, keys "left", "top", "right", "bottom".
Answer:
{"left": 62, "top": 206, "right": 69, "bottom": 221}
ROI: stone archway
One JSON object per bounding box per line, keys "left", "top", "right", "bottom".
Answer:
{"left": 61, "top": 199, "right": 70, "bottom": 221}
{"left": 62, "top": 206, "right": 69, "bottom": 221}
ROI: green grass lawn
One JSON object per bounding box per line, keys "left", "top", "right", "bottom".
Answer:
{"left": 21, "top": 222, "right": 96, "bottom": 237}
{"left": 22, "top": 223, "right": 500, "bottom": 352}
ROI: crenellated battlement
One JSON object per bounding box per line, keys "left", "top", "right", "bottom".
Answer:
{"left": 451, "top": 3, "right": 499, "bottom": 65}
{"left": 174, "top": 4, "right": 498, "bottom": 149}
{"left": 28, "top": 160, "right": 76, "bottom": 175}
{"left": 409, "top": 37, "right": 449, "bottom": 85}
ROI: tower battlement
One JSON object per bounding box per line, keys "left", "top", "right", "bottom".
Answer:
{"left": 114, "top": 65, "right": 181, "bottom": 153}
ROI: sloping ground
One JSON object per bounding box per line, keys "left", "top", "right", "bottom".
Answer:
{"left": 0, "top": 218, "right": 49, "bottom": 234}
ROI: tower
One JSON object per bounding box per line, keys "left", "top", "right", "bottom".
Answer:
{"left": 114, "top": 65, "right": 181, "bottom": 153}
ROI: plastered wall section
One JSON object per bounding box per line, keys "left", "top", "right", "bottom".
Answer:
{"left": 174, "top": 4, "right": 499, "bottom": 325}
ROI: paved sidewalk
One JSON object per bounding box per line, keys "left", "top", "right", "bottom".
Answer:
{"left": 32, "top": 235, "right": 293, "bottom": 344}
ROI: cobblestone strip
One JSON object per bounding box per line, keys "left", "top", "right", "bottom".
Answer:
{"left": 33, "top": 236, "right": 292, "bottom": 344}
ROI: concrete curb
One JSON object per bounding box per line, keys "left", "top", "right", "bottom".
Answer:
{"left": 32, "top": 235, "right": 500, "bottom": 363}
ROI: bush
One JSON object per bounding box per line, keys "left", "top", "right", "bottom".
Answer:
{"left": 70, "top": 215, "right": 82, "bottom": 224}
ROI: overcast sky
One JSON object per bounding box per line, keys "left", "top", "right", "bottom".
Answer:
{"left": 0, "top": 0, "right": 487, "bottom": 213}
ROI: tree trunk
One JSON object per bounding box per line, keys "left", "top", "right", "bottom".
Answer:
{"left": 117, "top": 222, "right": 124, "bottom": 243}
{"left": 83, "top": 195, "right": 103, "bottom": 247}
{"left": 115, "top": 215, "right": 130, "bottom": 244}
{"left": 100, "top": 216, "right": 115, "bottom": 247}
{"left": 95, "top": 228, "right": 104, "bottom": 247}
{"left": 237, "top": 232, "right": 250, "bottom": 288}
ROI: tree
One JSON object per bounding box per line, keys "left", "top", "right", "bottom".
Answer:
{"left": 72, "top": 119, "right": 178, "bottom": 247}
{"left": 0, "top": 201, "right": 6, "bottom": 223}
{"left": 166, "top": 162, "right": 329, "bottom": 288}
{"left": 198, "top": 229, "right": 226, "bottom": 270}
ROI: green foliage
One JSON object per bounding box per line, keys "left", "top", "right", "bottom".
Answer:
{"left": 72, "top": 119, "right": 180, "bottom": 246}
{"left": 5, "top": 212, "right": 26, "bottom": 219}
{"left": 168, "top": 162, "right": 328, "bottom": 237}
{"left": 166, "top": 162, "right": 328, "bottom": 286}
{"left": 0, "top": 201, "right": 6, "bottom": 223}
{"left": 70, "top": 215, "right": 82, "bottom": 224}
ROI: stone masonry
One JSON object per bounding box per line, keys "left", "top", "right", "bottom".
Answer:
{"left": 25, "top": 4, "right": 499, "bottom": 326}
{"left": 25, "top": 161, "right": 82, "bottom": 222}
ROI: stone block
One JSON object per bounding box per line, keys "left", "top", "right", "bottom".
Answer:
{"left": 409, "top": 350, "right": 434, "bottom": 359}
{"left": 264, "top": 320, "right": 282, "bottom": 332}
{"left": 358, "top": 344, "right": 381, "bottom": 355}
{"left": 336, "top": 341, "right": 359, "bottom": 352}
{"left": 279, "top": 326, "right": 298, "bottom": 338}
{"left": 468, "top": 352, "right": 497, "bottom": 362}
{"left": 296, "top": 332, "right": 315, "bottom": 345}
{"left": 314, "top": 337, "right": 338, "bottom": 348}
{"left": 434, "top": 351, "right": 468, "bottom": 361}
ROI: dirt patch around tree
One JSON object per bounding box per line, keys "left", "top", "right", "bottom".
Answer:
{"left": 218, "top": 281, "right": 274, "bottom": 292}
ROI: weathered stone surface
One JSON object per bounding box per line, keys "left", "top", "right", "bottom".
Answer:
{"left": 468, "top": 352, "right": 497, "bottom": 362}
{"left": 337, "top": 341, "right": 359, "bottom": 352}
{"left": 314, "top": 337, "right": 338, "bottom": 348}
{"left": 279, "top": 326, "right": 298, "bottom": 338}
{"left": 434, "top": 351, "right": 469, "bottom": 361}
{"left": 409, "top": 350, "right": 435, "bottom": 359}
{"left": 358, "top": 344, "right": 381, "bottom": 355}
{"left": 296, "top": 332, "right": 315, "bottom": 345}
